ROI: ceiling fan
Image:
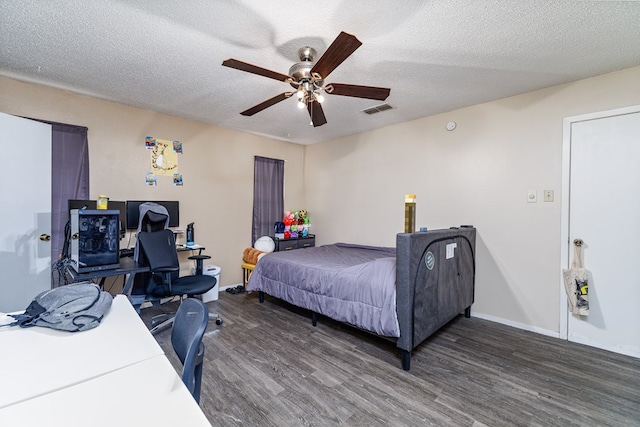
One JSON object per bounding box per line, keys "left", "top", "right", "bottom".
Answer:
{"left": 222, "top": 31, "right": 391, "bottom": 127}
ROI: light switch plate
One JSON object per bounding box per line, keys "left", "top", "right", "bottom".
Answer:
{"left": 528, "top": 189, "right": 537, "bottom": 203}
{"left": 544, "top": 189, "right": 554, "bottom": 202}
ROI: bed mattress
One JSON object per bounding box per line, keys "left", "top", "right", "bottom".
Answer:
{"left": 247, "top": 243, "right": 400, "bottom": 337}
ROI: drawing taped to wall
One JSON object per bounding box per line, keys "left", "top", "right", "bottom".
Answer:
{"left": 145, "top": 135, "right": 179, "bottom": 176}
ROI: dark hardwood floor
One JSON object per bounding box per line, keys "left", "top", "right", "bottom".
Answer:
{"left": 141, "top": 292, "right": 640, "bottom": 427}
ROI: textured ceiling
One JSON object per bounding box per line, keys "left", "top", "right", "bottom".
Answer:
{"left": 1, "top": 0, "right": 639, "bottom": 145}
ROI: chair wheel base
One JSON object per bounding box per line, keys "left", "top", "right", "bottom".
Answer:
{"left": 215, "top": 318, "right": 223, "bottom": 326}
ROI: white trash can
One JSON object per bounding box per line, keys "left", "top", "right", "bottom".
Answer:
{"left": 201, "top": 265, "right": 221, "bottom": 302}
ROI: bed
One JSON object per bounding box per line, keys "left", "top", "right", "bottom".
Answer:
{"left": 246, "top": 227, "right": 476, "bottom": 370}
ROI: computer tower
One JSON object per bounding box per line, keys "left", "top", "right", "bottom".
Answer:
{"left": 70, "top": 209, "right": 120, "bottom": 273}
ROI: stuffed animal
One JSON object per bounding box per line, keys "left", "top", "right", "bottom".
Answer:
{"left": 281, "top": 210, "right": 310, "bottom": 239}
{"left": 299, "top": 210, "right": 310, "bottom": 237}
{"left": 283, "top": 217, "right": 292, "bottom": 235}
{"left": 302, "top": 217, "right": 309, "bottom": 237}
{"left": 243, "top": 247, "right": 267, "bottom": 265}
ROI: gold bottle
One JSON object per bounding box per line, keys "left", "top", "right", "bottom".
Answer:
{"left": 404, "top": 194, "right": 416, "bottom": 233}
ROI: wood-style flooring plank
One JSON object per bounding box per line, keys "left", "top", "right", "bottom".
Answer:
{"left": 141, "top": 292, "right": 640, "bottom": 427}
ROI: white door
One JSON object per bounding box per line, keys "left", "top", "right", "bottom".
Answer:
{"left": 0, "top": 112, "right": 52, "bottom": 312}
{"left": 563, "top": 107, "right": 640, "bottom": 358}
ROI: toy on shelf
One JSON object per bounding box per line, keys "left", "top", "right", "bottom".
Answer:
{"left": 283, "top": 216, "right": 291, "bottom": 239}
{"left": 299, "top": 210, "right": 309, "bottom": 237}
{"left": 276, "top": 209, "right": 310, "bottom": 239}
{"left": 290, "top": 211, "right": 298, "bottom": 238}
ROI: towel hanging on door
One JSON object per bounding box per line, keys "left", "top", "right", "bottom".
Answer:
{"left": 562, "top": 239, "right": 589, "bottom": 316}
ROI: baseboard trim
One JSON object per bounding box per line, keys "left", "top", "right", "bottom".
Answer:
{"left": 567, "top": 335, "right": 640, "bottom": 359}
{"left": 219, "top": 283, "right": 243, "bottom": 292}
{"left": 471, "top": 311, "right": 560, "bottom": 339}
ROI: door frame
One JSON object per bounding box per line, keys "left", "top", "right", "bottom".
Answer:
{"left": 559, "top": 104, "right": 640, "bottom": 340}
{"left": 0, "top": 112, "right": 52, "bottom": 312}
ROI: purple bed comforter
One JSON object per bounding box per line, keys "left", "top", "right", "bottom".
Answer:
{"left": 247, "top": 243, "right": 400, "bottom": 337}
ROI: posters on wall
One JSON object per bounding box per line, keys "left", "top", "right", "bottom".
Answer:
{"left": 145, "top": 136, "right": 183, "bottom": 186}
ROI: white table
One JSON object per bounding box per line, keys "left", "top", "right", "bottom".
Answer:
{"left": 0, "top": 355, "right": 211, "bottom": 426}
{"left": 0, "top": 295, "right": 211, "bottom": 426}
{"left": 0, "top": 295, "right": 163, "bottom": 408}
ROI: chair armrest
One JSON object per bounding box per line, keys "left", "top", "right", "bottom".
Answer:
{"left": 188, "top": 255, "right": 211, "bottom": 261}
{"left": 152, "top": 266, "right": 179, "bottom": 292}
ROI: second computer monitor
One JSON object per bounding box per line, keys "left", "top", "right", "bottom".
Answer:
{"left": 126, "top": 200, "right": 179, "bottom": 229}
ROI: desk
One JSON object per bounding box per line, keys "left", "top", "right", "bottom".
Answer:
{"left": 0, "top": 355, "right": 211, "bottom": 426}
{"left": 0, "top": 295, "right": 162, "bottom": 409}
{"left": 65, "top": 256, "right": 149, "bottom": 295}
{"left": 65, "top": 246, "right": 208, "bottom": 293}
{"left": 0, "top": 295, "right": 211, "bottom": 426}
{"left": 177, "top": 243, "right": 205, "bottom": 252}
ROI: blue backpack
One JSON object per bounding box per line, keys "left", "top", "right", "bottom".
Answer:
{"left": 8, "top": 282, "right": 113, "bottom": 332}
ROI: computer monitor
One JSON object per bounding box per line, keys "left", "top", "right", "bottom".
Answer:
{"left": 126, "top": 200, "right": 179, "bottom": 229}
{"left": 68, "top": 199, "right": 126, "bottom": 238}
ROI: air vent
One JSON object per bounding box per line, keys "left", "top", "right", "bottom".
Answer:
{"left": 363, "top": 103, "right": 393, "bottom": 115}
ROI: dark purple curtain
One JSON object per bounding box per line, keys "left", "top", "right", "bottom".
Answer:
{"left": 252, "top": 156, "right": 284, "bottom": 245}
{"left": 48, "top": 122, "right": 89, "bottom": 286}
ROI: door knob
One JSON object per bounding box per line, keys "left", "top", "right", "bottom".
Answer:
{"left": 39, "top": 234, "right": 51, "bottom": 241}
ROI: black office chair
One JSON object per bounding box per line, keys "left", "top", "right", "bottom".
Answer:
{"left": 137, "top": 229, "right": 221, "bottom": 334}
{"left": 171, "top": 298, "right": 208, "bottom": 403}
{"left": 133, "top": 202, "right": 170, "bottom": 266}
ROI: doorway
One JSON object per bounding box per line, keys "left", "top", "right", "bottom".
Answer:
{"left": 560, "top": 105, "right": 640, "bottom": 358}
{"left": 0, "top": 112, "right": 51, "bottom": 312}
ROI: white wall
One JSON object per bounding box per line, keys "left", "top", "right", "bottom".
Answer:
{"left": 304, "top": 66, "right": 640, "bottom": 334}
{"left": 0, "top": 76, "right": 306, "bottom": 287}
{"left": 3, "top": 65, "right": 639, "bottom": 333}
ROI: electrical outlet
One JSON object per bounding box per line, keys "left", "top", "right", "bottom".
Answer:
{"left": 544, "top": 190, "right": 554, "bottom": 202}
{"left": 527, "top": 189, "right": 537, "bottom": 203}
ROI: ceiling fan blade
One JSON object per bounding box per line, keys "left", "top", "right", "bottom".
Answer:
{"left": 325, "top": 83, "right": 390, "bottom": 101}
{"left": 307, "top": 100, "right": 327, "bottom": 127}
{"left": 240, "top": 92, "right": 293, "bottom": 116}
{"left": 222, "top": 59, "right": 293, "bottom": 82}
{"left": 310, "top": 31, "right": 362, "bottom": 79}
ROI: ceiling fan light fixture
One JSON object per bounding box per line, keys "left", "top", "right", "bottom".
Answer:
{"left": 222, "top": 31, "right": 390, "bottom": 128}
